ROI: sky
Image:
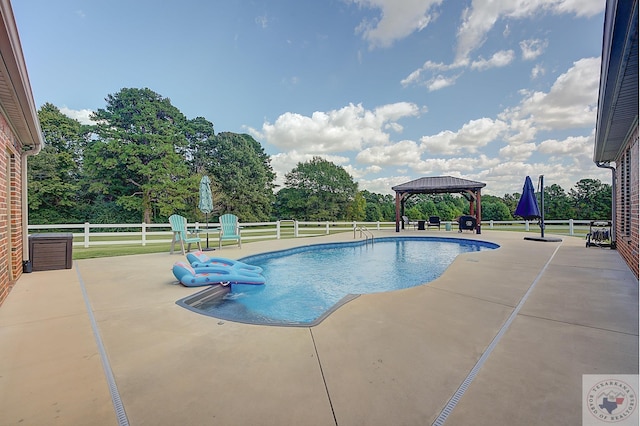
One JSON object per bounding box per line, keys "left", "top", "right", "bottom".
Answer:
{"left": 12, "top": 0, "right": 610, "bottom": 196}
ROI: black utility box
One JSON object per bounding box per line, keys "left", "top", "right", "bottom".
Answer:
{"left": 29, "top": 233, "right": 73, "bottom": 271}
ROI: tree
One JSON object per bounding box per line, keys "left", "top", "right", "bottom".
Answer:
{"left": 28, "top": 104, "right": 86, "bottom": 223}
{"left": 361, "top": 190, "right": 395, "bottom": 221}
{"left": 481, "top": 202, "right": 512, "bottom": 221}
{"left": 544, "top": 184, "right": 573, "bottom": 220}
{"left": 480, "top": 195, "right": 512, "bottom": 221}
{"left": 282, "top": 157, "right": 357, "bottom": 220}
{"left": 502, "top": 193, "right": 520, "bottom": 217}
{"left": 184, "top": 116, "right": 216, "bottom": 175}
{"left": 346, "top": 191, "right": 366, "bottom": 221}
{"left": 364, "top": 202, "right": 383, "bottom": 221}
{"left": 85, "top": 88, "right": 192, "bottom": 223}
{"left": 405, "top": 206, "right": 422, "bottom": 220}
{"left": 205, "top": 132, "right": 275, "bottom": 222}
{"left": 569, "top": 179, "right": 611, "bottom": 220}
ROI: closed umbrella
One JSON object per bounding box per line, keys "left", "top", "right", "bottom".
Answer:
{"left": 514, "top": 176, "right": 540, "bottom": 220}
{"left": 198, "top": 175, "right": 214, "bottom": 250}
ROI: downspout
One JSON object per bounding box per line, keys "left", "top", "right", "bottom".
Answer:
{"left": 21, "top": 143, "right": 42, "bottom": 262}
{"left": 596, "top": 162, "right": 617, "bottom": 249}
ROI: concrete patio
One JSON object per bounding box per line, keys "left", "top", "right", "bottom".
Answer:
{"left": 0, "top": 230, "right": 637, "bottom": 425}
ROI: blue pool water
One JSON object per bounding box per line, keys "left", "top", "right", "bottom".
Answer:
{"left": 178, "top": 237, "right": 499, "bottom": 326}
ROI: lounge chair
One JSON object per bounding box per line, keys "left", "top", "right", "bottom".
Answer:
{"left": 218, "top": 213, "right": 242, "bottom": 249}
{"left": 172, "top": 261, "right": 265, "bottom": 287}
{"left": 458, "top": 215, "right": 477, "bottom": 232}
{"left": 186, "top": 251, "right": 263, "bottom": 273}
{"left": 169, "top": 214, "right": 202, "bottom": 255}
{"left": 401, "top": 215, "right": 417, "bottom": 230}
{"left": 427, "top": 216, "right": 441, "bottom": 230}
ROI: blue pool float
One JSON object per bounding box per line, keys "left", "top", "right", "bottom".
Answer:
{"left": 186, "top": 251, "right": 263, "bottom": 274}
{"left": 172, "top": 261, "right": 266, "bottom": 287}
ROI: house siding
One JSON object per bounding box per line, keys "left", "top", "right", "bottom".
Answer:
{"left": 615, "top": 126, "right": 639, "bottom": 279}
{"left": 0, "top": 113, "right": 22, "bottom": 306}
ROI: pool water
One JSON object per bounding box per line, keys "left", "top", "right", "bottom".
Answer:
{"left": 178, "top": 237, "right": 498, "bottom": 326}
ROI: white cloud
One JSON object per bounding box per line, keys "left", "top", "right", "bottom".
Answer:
{"left": 255, "top": 14, "right": 269, "bottom": 28}
{"left": 401, "top": 61, "right": 463, "bottom": 87}
{"left": 420, "top": 117, "right": 508, "bottom": 154}
{"left": 553, "top": 0, "right": 604, "bottom": 17}
{"left": 538, "top": 134, "right": 593, "bottom": 157}
{"left": 343, "top": 164, "right": 383, "bottom": 179}
{"left": 530, "top": 64, "right": 545, "bottom": 79}
{"left": 252, "top": 102, "right": 422, "bottom": 190}
{"left": 411, "top": 154, "right": 502, "bottom": 175}
{"left": 251, "top": 102, "right": 421, "bottom": 153}
{"left": 500, "top": 57, "right": 600, "bottom": 135}
{"left": 471, "top": 50, "right": 515, "bottom": 70}
{"left": 498, "top": 142, "right": 537, "bottom": 161}
{"left": 60, "top": 107, "right": 95, "bottom": 125}
{"left": 348, "top": 0, "right": 444, "bottom": 48}
{"left": 426, "top": 74, "right": 461, "bottom": 91}
{"left": 356, "top": 140, "right": 423, "bottom": 165}
{"left": 358, "top": 175, "right": 413, "bottom": 194}
{"left": 456, "top": 0, "right": 603, "bottom": 64}
{"left": 520, "top": 38, "right": 548, "bottom": 60}
{"left": 400, "top": 0, "right": 603, "bottom": 90}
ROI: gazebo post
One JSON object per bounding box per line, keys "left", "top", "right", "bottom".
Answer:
{"left": 395, "top": 192, "right": 401, "bottom": 232}
{"left": 476, "top": 189, "right": 482, "bottom": 234}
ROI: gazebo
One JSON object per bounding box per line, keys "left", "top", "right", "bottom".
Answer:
{"left": 392, "top": 176, "right": 486, "bottom": 233}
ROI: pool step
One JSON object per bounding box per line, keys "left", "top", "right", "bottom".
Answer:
{"left": 183, "top": 284, "right": 230, "bottom": 309}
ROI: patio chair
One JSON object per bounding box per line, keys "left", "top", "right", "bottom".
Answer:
{"left": 218, "top": 213, "right": 242, "bottom": 249}
{"left": 427, "top": 216, "right": 441, "bottom": 230}
{"left": 401, "top": 215, "right": 417, "bottom": 230}
{"left": 169, "top": 214, "right": 202, "bottom": 255}
{"left": 458, "top": 215, "right": 477, "bottom": 232}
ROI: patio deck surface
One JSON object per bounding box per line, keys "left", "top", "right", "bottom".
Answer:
{"left": 0, "top": 230, "right": 637, "bottom": 426}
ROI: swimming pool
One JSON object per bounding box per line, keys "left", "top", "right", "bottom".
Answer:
{"left": 177, "top": 237, "right": 499, "bottom": 326}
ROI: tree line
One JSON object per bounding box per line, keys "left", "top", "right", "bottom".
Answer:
{"left": 28, "top": 87, "right": 612, "bottom": 225}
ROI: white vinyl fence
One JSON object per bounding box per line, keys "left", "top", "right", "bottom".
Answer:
{"left": 27, "top": 219, "right": 595, "bottom": 249}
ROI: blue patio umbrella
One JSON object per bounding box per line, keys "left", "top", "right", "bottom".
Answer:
{"left": 514, "top": 176, "right": 541, "bottom": 220}
{"left": 198, "top": 175, "right": 214, "bottom": 249}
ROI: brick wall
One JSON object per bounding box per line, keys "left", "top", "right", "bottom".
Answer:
{"left": 615, "top": 126, "right": 639, "bottom": 279}
{"left": 0, "top": 113, "right": 22, "bottom": 306}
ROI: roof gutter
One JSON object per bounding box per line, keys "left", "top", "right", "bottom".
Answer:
{"left": 0, "top": 0, "right": 45, "bottom": 260}
{"left": 596, "top": 161, "right": 617, "bottom": 249}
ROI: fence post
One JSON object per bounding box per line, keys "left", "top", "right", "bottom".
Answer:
{"left": 490, "top": 220, "right": 494, "bottom": 229}
{"left": 376, "top": 221, "right": 381, "bottom": 230}
{"left": 326, "top": 222, "right": 330, "bottom": 235}
{"left": 569, "top": 219, "right": 574, "bottom": 236}
{"left": 294, "top": 220, "right": 299, "bottom": 238}
{"left": 525, "top": 220, "right": 529, "bottom": 231}
{"left": 142, "top": 222, "right": 147, "bottom": 246}
{"left": 84, "top": 222, "right": 90, "bottom": 248}
{"left": 276, "top": 221, "right": 281, "bottom": 239}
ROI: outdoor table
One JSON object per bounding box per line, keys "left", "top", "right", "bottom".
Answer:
{"left": 417, "top": 220, "right": 426, "bottom": 230}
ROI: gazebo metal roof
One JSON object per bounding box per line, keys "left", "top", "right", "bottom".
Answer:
{"left": 392, "top": 176, "right": 486, "bottom": 194}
